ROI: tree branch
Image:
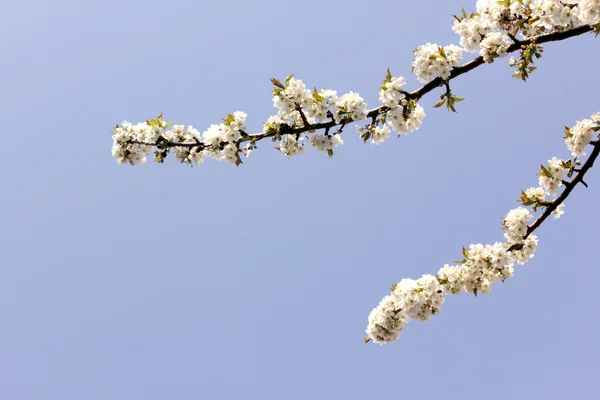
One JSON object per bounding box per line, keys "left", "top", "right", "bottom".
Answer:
{"left": 129, "top": 25, "right": 594, "bottom": 154}
{"left": 508, "top": 140, "right": 600, "bottom": 251}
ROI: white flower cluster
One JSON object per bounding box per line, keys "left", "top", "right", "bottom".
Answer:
{"left": 277, "top": 135, "right": 306, "bottom": 158}
{"left": 503, "top": 207, "right": 532, "bottom": 244}
{"left": 268, "top": 76, "right": 368, "bottom": 158}
{"left": 272, "top": 77, "right": 312, "bottom": 122}
{"left": 530, "top": 0, "right": 581, "bottom": 31}
{"left": 479, "top": 32, "right": 511, "bottom": 63}
{"left": 565, "top": 114, "right": 600, "bottom": 157}
{"left": 411, "top": 43, "right": 463, "bottom": 83}
{"left": 111, "top": 121, "right": 159, "bottom": 165}
{"left": 452, "top": 10, "right": 496, "bottom": 51}
{"left": 332, "top": 92, "right": 368, "bottom": 124}
{"left": 524, "top": 186, "right": 546, "bottom": 203}
{"left": 308, "top": 133, "right": 344, "bottom": 153}
{"left": 367, "top": 111, "right": 600, "bottom": 345}
{"left": 579, "top": 0, "right": 600, "bottom": 25}
{"left": 366, "top": 295, "right": 407, "bottom": 344}
{"left": 371, "top": 71, "right": 426, "bottom": 140}
{"left": 272, "top": 77, "right": 344, "bottom": 128}
{"left": 387, "top": 104, "right": 426, "bottom": 135}
{"left": 379, "top": 76, "right": 406, "bottom": 108}
{"left": 355, "top": 124, "right": 392, "bottom": 145}
{"left": 309, "top": 89, "right": 339, "bottom": 122}
{"left": 451, "top": 0, "right": 598, "bottom": 70}
{"left": 113, "top": 1, "right": 599, "bottom": 167}
{"left": 112, "top": 112, "right": 248, "bottom": 166}
{"left": 372, "top": 126, "right": 392, "bottom": 145}
{"left": 367, "top": 240, "right": 523, "bottom": 344}
{"left": 164, "top": 124, "right": 204, "bottom": 165}
{"left": 539, "top": 157, "right": 566, "bottom": 195}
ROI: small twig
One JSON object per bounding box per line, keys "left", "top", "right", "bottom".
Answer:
{"left": 507, "top": 141, "right": 600, "bottom": 252}
{"left": 295, "top": 104, "right": 311, "bottom": 128}
{"left": 507, "top": 33, "right": 521, "bottom": 45}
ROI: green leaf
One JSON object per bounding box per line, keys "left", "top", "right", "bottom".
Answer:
{"left": 361, "top": 132, "right": 371, "bottom": 143}
{"left": 312, "top": 88, "right": 325, "bottom": 102}
{"left": 235, "top": 153, "right": 243, "bottom": 166}
{"left": 385, "top": 67, "right": 392, "bottom": 82}
{"left": 390, "top": 283, "right": 397, "bottom": 292}
{"left": 285, "top": 73, "right": 296, "bottom": 87}
{"left": 433, "top": 98, "right": 446, "bottom": 108}
{"left": 270, "top": 78, "right": 285, "bottom": 89}
{"left": 438, "top": 46, "right": 447, "bottom": 58}
{"left": 327, "top": 149, "right": 334, "bottom": 158}
{"left": 153, "top": 150, "right": 165, "bottom": 163}
{"left": 539, "top": 164, "right": 554, "bottom": 178}
{"left": 265, "top": 123, "right": 278, "bottom": 135}
{"left": 222, "top": 113, "right": 235, "bottom": 126}
{"left": 364, "top": 338, "right": 372, "bottom": 344}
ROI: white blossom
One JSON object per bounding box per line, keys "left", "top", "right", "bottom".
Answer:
{"left": 525, "top": 187, "right": 546, "bottom": 203}
{"left": 333, "top": 92, "right": 368, "bottom": 124}
{"left": 277, "top": 135, "right": 306, "bottom": 158}
{"left": 553, "top": 203, "right": 565, "bottom": 219}
{"left": 386, "top": 104, "right": 426, "bottom": 135}
{"left": 530, "top": 0, "right": 581, "bottom": 31}
{"left": 307, "top": 89, "right": 338, "bottom": 122}
{"left": 566, "top": 118, "right": 596, "bottom": 157}
{"left": 273, "top": 78, "right": 312, "bottom": 120}
{"left": 479, "top": 32, "right": 511, "bottom": 63}
{"left": 437, "top": 264, "right": 465, "bottom": 294}
{"left": 308, "top": 133, "right": 344, "bottom": 153}
{"left": 578, "top": 0, "right": 600, "bottom": 25}
{"left": 510, "top": 235, "right": 538, "bottom": 265}
{"left": 412, "top": 43, "right": 463, "bottom": 83}
{"left": 379, "top": 76, "right": 406, "bottom": 108}
{"left": 539, "top": 157, "right": 566, "bottom": 195}
{"left": 503, "top": 207, "right": 532, "bottom": 244}
{"left": 371, "top": 126, "right": 391, "bottom": 145}
{"left": 453, "top": 14, "right": 494, "bottom": 52}
{"left": 396, "top": 275, "right": 445, "bottom": 322}
{"left": 366, "top": 295, "right": 407, "bottom": 344}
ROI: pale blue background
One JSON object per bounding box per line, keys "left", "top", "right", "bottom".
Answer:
{"left": 1, "top": 0, "right": 599, "bottom": 399}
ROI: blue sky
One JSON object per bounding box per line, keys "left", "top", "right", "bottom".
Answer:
{"left": 1, "top": 0, "right": 599, "bottom": 399}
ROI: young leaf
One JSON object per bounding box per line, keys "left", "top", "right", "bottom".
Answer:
{"left": 270, "top": 78, "right": 285, "bottom": 89}
{"left": 285, "top": 73, "right": 296, "bottom": 87}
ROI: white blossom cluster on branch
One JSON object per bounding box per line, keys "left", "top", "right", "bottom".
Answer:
{"left": 111, "top": 1, "right": 600, "bottom": 167}
{"left": 109, "top": 1, "right": 600, "bottom": 344}
{"left": 365, "top": 112, "right": 600, "bottom": 345}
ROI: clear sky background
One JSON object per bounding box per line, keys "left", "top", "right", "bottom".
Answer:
{"left": 1, "top": 0, "right": 599, "bottom": 399}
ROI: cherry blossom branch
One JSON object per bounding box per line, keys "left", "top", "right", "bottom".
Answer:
{"left": 410, "top": 25, "right": 593, "bottom": 101}
{"left": 110, "top": 0, "right": 600, "bottom": 345}
{"left": 132, "top": 25, "right": 594, "bottom": 146}
{"left": 524, "top": 140, "right": 600, "bottom": 240}
{"left": 365, "top": 112, "right": 600, "bottom": 344}
{"left": 112, "top": 0, "right": 600, "bottom": 166}
{"left": 113, "top": 23, "right": 597, "bottom": 167}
